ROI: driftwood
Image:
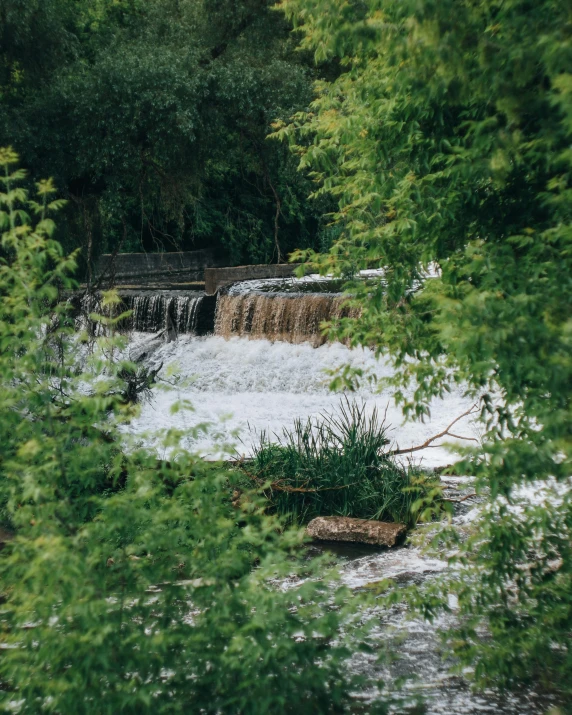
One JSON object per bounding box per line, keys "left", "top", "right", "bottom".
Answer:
{"left": 117, "top": 362, "right": 163, "bottom": 405}
{"left": 441, "top": 492, "right": 478, "bottom": 504}
{"left": 306, "top": 516, "right": 406, "bottom": 547}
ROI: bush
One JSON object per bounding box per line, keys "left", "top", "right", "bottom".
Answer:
{"left": 277, "top": 0, "right": 572, "bottom": 697}
{"left": 0, "top": 151, "right": 388, "bottom": 714}
{"left": 244, "top": 399, "right": 443, "bottom": 527}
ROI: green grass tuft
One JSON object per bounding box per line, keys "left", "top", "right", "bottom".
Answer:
{"left": 241, "top": 398, "right": 444, "bottom": 527}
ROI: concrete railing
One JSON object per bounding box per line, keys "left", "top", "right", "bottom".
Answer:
{"left": 204, "top": 263, "right": 300, "bottom": 295}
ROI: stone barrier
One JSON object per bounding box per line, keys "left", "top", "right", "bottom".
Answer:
{"left": 95, "top": 249, "right": 224, "bottom": 289}
{"left": 204, "top": 263, "right": 300, "bottom": 295}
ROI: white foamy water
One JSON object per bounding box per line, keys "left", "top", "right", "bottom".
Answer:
{"left": 119, "top": 331, "right": 559, "bottom": 713}
{"left": 123, "top": 333, "right": 477, "bottom": 465}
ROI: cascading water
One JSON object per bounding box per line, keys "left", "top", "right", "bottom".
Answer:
{"left": 124, "top": 333, "right": 474, "bottom": 464}
{"left": 76, "top": 274, "right": 360, "bottom": 344}
{"left": 129, "top": 292, "right": 204, "bottom": 334}
{"left": 75, "top": 291, "right": 207, "bottom": 335}
{"left": 214, "top": 292, "right": 360, "bottom": 346}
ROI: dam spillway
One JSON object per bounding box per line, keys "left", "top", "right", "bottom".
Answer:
{"left": 78, "top": 281, "right": 358, "bottom": 346}
{"left": 83, "top": 256, "right": 360, "bottom": 345}
{"left": 214, "top": 292, "right": 359, "bottom": 346}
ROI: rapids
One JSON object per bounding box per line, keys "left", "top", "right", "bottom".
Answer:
{"left": 123, "top": 331, "right": 554, "bottom": 714}
{"left": 123, "top": 333, "right": 476, "bottom": 464}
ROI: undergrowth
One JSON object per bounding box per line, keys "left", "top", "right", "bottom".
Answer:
{"left": 0, "top": 149, "right": 391, "bottom": 715}
{"left": 241, "top": 399, "right": 445, "bottom": 527}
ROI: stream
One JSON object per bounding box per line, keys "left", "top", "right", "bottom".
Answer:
{"left": 119, "top": 305, "right": 554, "bottom": 713}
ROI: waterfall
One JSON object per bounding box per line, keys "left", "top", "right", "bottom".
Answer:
{"left": 214, "top": 292, "right": 359, "bottom": 346}
{"left": 129, "top": 293, "right": 204, "bottom": 334}
{"left": 131, "top": 294, "right": 163, "bottom": 332}
{"left": 74, "top": 292, "right": 207, "bottom": 335}
{"left": 74, "top": 287, "right": 356, "bottom": 343}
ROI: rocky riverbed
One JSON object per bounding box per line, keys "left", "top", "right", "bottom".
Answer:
{"left": 303, "top": 479, "right": 562, "bottom": 714}
{"left": 125, "top": 332, "right": 563, "bottom": 714}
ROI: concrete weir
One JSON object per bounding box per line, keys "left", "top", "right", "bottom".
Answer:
{"left": 204, "top": 263, "right": 300, "bottom": 295}
{"left": 83, "top": 254, "right": 345, "bottom": 344}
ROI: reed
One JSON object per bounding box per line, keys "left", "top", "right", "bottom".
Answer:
{"left": 244, "top": 398, "right": 440, "bottom": 527}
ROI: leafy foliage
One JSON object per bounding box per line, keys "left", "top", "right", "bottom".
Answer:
{"left": 0, "top": 152, "right": 387, "bottom": 713}
{"left": 0, "top": 0, "right": 334, "bottom": 269}
{"left": 244, "top": 399, "right": 445, "bottom": 527}
{"left": 275, "top": 0, "right": 572, "bottom": 698}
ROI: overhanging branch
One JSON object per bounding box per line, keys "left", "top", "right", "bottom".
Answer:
{"left": 388, "top": 403, "right": 479, "bottom": 457}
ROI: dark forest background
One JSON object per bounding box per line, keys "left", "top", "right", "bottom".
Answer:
{"left": 0, "top": 0, "right": 335, "bottom": 275}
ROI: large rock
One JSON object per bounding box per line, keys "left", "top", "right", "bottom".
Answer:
{"left": 306, "top": 516, "right": 406, "bottom": 547}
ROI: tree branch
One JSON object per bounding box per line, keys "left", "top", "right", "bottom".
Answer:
{"left": 388, "top": 403, "right": 479, "bottom": 456}
{"left": 441, "top": 492, "right": 478, "bottom": 503}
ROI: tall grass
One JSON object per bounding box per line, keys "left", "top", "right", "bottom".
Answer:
{"left": 243, "top": 399, "right": 441, "bottom": 527}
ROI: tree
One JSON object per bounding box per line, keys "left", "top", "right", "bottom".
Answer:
{"left": 0, "top": 0, "right": 333, "bottom": 271}
{"left": 275, "top": 0, "right": 572, "bottom": 697}
{"left": 0, "top": 148, "right": 386, "bottom": 713}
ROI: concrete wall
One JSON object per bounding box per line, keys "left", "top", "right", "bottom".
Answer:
{"left": 204, "top": 263, "right": 300, "bottom": 295}
{"left": 95, "top": 253, "right": 301, "bottom": 294}
{"left": 96, "top": 249, "right": 223, "bottom": 288}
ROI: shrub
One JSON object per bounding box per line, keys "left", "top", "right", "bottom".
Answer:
{"left": 276, "top": 0, "right": 572, "bottom": 696}
{"left": 244, "top": 399, "right": 443, "bottom": 527}
{"left": 0, "top": 150, "right": 388, "bottom": 714}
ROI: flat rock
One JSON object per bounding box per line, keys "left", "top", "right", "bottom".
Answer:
{"left": 306, "top": 516, "right": 406, "bottom": 547}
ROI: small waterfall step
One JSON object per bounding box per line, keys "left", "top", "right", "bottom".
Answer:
{"left": 123, "top": 291, "right": 216, "bottom": 335}
{"left": 76, "top": 290, "right": 216, "bottom": 337}
{"left": 214, "top": 291, "right": 359, "bottom": 347}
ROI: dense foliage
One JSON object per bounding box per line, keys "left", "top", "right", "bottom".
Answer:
{"left": 275, "top": 0, "right": 572, "bottom": 699}
{"left": 0, "top": 0, "right": 333, "bottom": 271}
{"left": 244, "top": 399, "right": 444, "bottom": 526}
{"left": 0, "top": 150, "right": 386, "bottom": 713}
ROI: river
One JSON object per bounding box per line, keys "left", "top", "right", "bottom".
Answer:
{"left": 115, "top": 286, "right": 552, "bottom": 714}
